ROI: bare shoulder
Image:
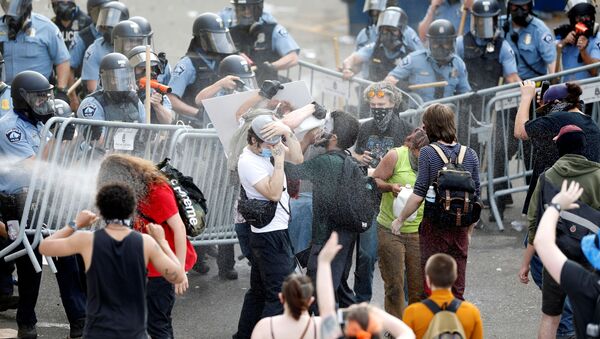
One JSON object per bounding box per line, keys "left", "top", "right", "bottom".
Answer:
{"left": 250, "top": 317, "right": 270, "bottom": 339}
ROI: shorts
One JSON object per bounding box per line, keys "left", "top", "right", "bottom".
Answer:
{"left": 541, "top": 268, "right": 566, "bottom": 316}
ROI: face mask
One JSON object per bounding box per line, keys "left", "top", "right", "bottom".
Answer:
{"left": 371, "top": 107, "right": 394, "bottom": 132}
{"left": 511, "top": 7, "right": 531, "bottom": 27}
{"left": 260, "top": 147, "right": 272, "bottom": 158}
{"left": 536, "top": 101, "right": 572, "bottom": 116}
{"left": 380, "top": 31, "right": 403, "bottom": 52}
{"left": 6, "top": 15, "right": 26, "bottom": 40}
{"left": 54, "top": 2, "right": 76, "bottom": 21}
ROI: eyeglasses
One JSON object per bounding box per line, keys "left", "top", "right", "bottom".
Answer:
{"left": 367, "top": 89, "right": 387, "bottom": 98}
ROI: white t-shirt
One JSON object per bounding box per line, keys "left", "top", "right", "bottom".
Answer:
{"left": 237, "top": 147, "right": 290, "bottom": 233}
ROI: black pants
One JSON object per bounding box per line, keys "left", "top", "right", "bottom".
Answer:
{"left": 233, "top": 229, "right": 295, "bottom": 339}
{"left": 147, "top": 276, "right": 175, "bottom": 339}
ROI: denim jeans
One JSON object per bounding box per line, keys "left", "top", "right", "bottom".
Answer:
{"left": 307, "top": 229, "right": 357, "bottom": 313}
{"left": 353, "top": 218, "right": 378, "bottom": 303}
{"left": 233, "top": 229, "right": 295, "bottom": 339}
{"left": 287, "top": 192, "right": 313, "bottom": 255}
{"left": 235, "top": 222, "right": 251, "bottom": 260}
{"left": 146, "top": 276, "right": 175, "bottom": 339}
{"left": 530, "top": 254, "right": 574, "bottom": 337}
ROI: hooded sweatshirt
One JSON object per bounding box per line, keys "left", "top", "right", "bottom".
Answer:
{"left": 528, "top": 154, "right": 600, "bottom": 244}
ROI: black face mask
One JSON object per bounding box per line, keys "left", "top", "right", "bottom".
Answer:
{"left": 371, "top": 107, "right": 394, "bottom": 132}
{"left": 107, "top": 91, "right": 138, "bottom": 103}
{"left": 510, "top": 7, "right": 531, "bottom": 27}
{"left": 380, "top": 31, "right": 403, "bottom": 52}
{"left": 5, "top": 15, "right": 26, "bottom": 40}
{"left": 54, "top": 2, "right": 77, "bottom": 21}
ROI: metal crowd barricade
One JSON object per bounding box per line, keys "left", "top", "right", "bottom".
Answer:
{"left": 167, "top": 129, "right": 238, "bottom": 246}
{"left": 0, "top": 117, "right": 188, "bottom": 271}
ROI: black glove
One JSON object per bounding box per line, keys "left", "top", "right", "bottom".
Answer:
{"left": 54, "top": 88, "right": 70, "bottom": 105}
{"left": 259, "top": 80, "right": 284, "bottom": 99}
{"left": 257, "top": 61, "right": 277, "bottom": 75}
{"left": 311, "top": 101, "right": 327, "bottom": 119}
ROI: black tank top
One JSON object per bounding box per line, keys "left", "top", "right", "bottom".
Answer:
{"left": 84, "top": 229, "right": 147, "bottom": 339}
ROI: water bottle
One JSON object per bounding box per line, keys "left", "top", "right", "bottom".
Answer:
{"left": 426, "top": 186, "right": 436, "bottom": 203}
{"left": 7, "top": 220, "right": 19, "bottom": 241}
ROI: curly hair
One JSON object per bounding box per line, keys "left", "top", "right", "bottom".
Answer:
{"left": 363, "top": 81, "right": 403, "bottom": 108}
{"left": 97, "top": 154, "right": 167, "bottom": 202}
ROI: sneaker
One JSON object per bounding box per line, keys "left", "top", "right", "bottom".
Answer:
{"left": 219, "top": 269, "right": 238, "bottom": 280}
{"left": 68, "top": 318, "right": 85, "bottom": 338}
{"left": 17, "top": 325, "right": 37, "bottom": 339}
{"left": 193, "top": 260, "right": 210, "bottom": 275}
{"left": 0, "top": 295, "right": 19, "bottom": 312}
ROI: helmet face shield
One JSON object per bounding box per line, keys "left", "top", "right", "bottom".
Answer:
{"left": 234, "top": 3, "right": 263, "bottom": 26}
{"left": 19, "top": 88, "right": 55, "bottom": 116}
{"left": 377, "top": 9, "right": 407, "bottom": 32}
{"left": 199, "top": 31, "right": 236, "bottom": 54}
{"left": 1, "top": 0, "right": 31, "bottom": 18}
{"left": 0, "top": 61, "right": 5, "bottom": 83}
{"left": 363, "top": 0, "right": 386, "bottom": 12}
{"left": 471, "top": 16, "right": 496, "bottom": 39}
{"left": 114, "top": 36, "right": 146, "bottom": 54}
{"left": 429, "top": 37, "right": 456, "bottom": 63}
{"left": 239, "top": 76, "right": 258, "bottom": 91}
{"left": 101, "top": 67, "right": 136, "bottom": 92}
{"left": 96, "top": 7, "right": 123, "bottom": 32}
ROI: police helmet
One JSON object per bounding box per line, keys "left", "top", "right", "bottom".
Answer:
{"left": 126, "top": 46, "right": 161, "bottom": 80}
{"left": 566, "top": 0, "right": 596, "bottom": 19}
{"left": 52, "top": 98, "right": 72, "bottom": 118}
{"left": 99, "top": 53, "right": 136, "bottom": 93}
{"left": 230, "top": 0, "right": 263, "bottom": 26}
{"left": 11, "top": 70, "right": 55, "bottom": 122}
{"left": 218, "top": 55, "right": 257, "bottom": 90}
{"left": 1, "top": 0, "right": 32, "bottom": 19}
{"left": 507, "top": 0, "right": 533, "bottom": 5}
{"left": 363, "top": 0, "right": 387, "bottom": 12}
{"left": 471, "top": 0, "right": 501, "bottom": 39}
{"left": 427, "top": 19, "right": 456, "bottom": 64}
{"left": 51, "top": 0, "right": 77, "bottom": 21}
{"left": 96, "top": 1, "right": 129, "bottom": 37}
{"left": 192, "top": 13, "right": 236, "bottom": 54}
{"left": 112, "top": 20, "right": 145, "bottom": 54}
{"left": 87, "top": 0, "right": 113, "bottom": 23}
{"left": 377, "top": 6, "right": 408, "bottom": 32}
{"left": 129, "top": 16, "right": 153, "bottom": 45}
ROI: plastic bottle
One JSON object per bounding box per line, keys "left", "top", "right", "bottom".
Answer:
{"left": 426, "top": 186, "right": 436, "bottom": 203}
{"left": 7, "top": 220, "right": 19, "bottom": 241}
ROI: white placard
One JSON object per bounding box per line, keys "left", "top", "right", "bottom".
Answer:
{"left": 493, "top": 88, "right": 521, "bottom": 111}
{"left": 202, "top": 81, "right": 313, "bottom": 153}
{"left": 581, "top": 82, "right": 600, "bottom": 104}
{"left": 113, "top": 128, "right": 138, "bottom": 151}
{"left": 322, "top": 73, "right": 350, "bottom": 98}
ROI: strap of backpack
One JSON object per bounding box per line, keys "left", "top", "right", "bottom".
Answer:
{"left": 445, "top": 299, "right": 463, "bottom": 313}
{"left": 430, "top": 144, "right": 450, "bottom": 164}
{"left": 421, "top": 299, "right": 442, "bottom": 314}
{"left": 457, "top": 146, "right": 468, "bottom": 165}
{"left": 136, "top": 209, "right": 157, "bottom": 224}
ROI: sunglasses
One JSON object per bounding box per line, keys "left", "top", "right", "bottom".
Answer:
{"left": 367, "top": 89, "right": 388, "bottom": 98}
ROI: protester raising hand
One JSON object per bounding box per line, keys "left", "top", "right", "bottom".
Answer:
{"left": 519, "top": 80, "right": 536, "bottom": 101}
{"left": 551, "top": 180, "right": 583, "bottom": 211}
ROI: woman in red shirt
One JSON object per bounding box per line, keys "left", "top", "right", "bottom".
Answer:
{"left": 98, "top": 154, "right": 197, "bottom": 339}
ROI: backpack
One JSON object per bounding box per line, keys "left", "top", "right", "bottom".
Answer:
{"left": 422, "top": 299, "right": 467, "bottom": 339}
{"left": 425, "top": 144, "right": 482, "bottom": 228}
{"left": 154, "top": 158, "right": 208, "bottom": 237}
{"left": 329, "top": 151, "right": 379, "bottom": 233}
{"left": 587, "top": 291, "right": 600, "bottom": 338}
{"left": 537, "top": 173, "right": 600, "bottom": 263}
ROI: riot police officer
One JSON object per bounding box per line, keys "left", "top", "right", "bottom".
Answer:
{"left": 0, "top": 0, "right": 71, "bottom": 89}
{"left": 129, "top": 16, "right": 172, "bottom": 85}
{"left": 342, "top": 6, "right": 424, "bottom": 82}
{"left": 77, "top": 53, "right": 145, "bottom": 122}
{"left": 50, "top": 0, "right": 93, "bottom": 50}
{"left": 112, "top": 20, "right": 145, "bottom": 55}
{"left": 81, "top": 1, "right": 129, "bottom": 93}
{"left": 355, "top": 0, "right": 387, "bottom": 50}
{"left": 386, "top": 19, "right": 471, "bottom": 102}
{"left": 0, "top": 70, "right": 87, "bottom": 339}
{"left": 0, "top": 52, "right": 13, "bottom": 118}
{"left": 220, "top": 0, "right": 300, "bottom": 84}
{"left": 556, "top": 0, "right": 600, "bottom": 81}
{"left": 194, "top": 54, "right": 257, "bottom": 106}
{"left": 127, "top": 46, "right": 174, "bottom": 124}
{"left": 69, "top": 0, "right": 113, "bottom": 77}
{"left": 502, "top": 0, "right": 556, "bottom": 79}
{"left": 418, "top": 0, "right": 472, "bottom": 41}
{"left": 167, "top": 12, "right": 236, "bottom": 127}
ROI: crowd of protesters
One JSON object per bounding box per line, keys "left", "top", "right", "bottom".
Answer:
{"left": 0, "top": 0, "right": 598, "bottom": 338}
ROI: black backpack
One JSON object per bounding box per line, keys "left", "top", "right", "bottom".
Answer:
{"left": 587, "top": 281, "right": 600, "bottom": 337}
{"left": 146, "top": 158, "right": 209, "bottom": 237}
{"left": 537, "top": 173, "right": 600, "bottom": 263}
{"left": 329, "top": 151, "right": 379, "bottom": 233}
{"left": 425, "top": 144, "right": 482, "bottom": 228}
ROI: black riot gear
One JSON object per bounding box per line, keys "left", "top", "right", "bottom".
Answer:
{"left": 192, "top": 12, "right": 236, "bottom": 55}
{"left": 427, "top": 19, "right": 457, "bottom": 64}
{"left": 376, "top": 6, "right": 408, "bottom": 51}
{"left": 129, "top": 16, "right": 153, "bottom": 45}
{"left": 126, "top": 45, "right": 162, "bottom": 80}
{"left": 463, "top": 33, "right": 503, "bottom": 90}
{"left": 96, "top": 1, "right": 129, "bottom": 43}
{"left": 51, "top": 0, "right": 77, "bottom": 21}
{"left": 508, "top": 0, "right": 533, "bottom": 27}
{"left": 96, "top": 53, "right": 139, "bottom": 122}
{"left": 218, "top": 55, "right": 258, "bottom": 91}
{"left": 11, "top": 70, "right": 55, "bottom": 124}
{"left": 112, "top": 20, "right": 145, "bottom": 54}
{"left": 471, "top": 0, "right": 501, "bottom": 39}
{"left": 231, "top": 0, "right": 263, "bottom": 27}
{"left": 87, "top": 0, "right": 112, "bottom": 24}
{"left": 566, "top": 0, "right": 596, "bottom": 36}
{"left": 1, "top": 0, "right": 33, "bottom": 40}
{"left": 229, "top": 23, "right": 277, "bottom": 83}
{"left": 0, "top": 51, "right": 5, "bottom": 83}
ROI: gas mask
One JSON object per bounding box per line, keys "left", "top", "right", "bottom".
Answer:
{"left": 510, "top": 6, "right": 532, "bottom": 27}
{"left": 429, "top": 37, "right": 455, "bottom": 64}
{"left": 106, "top": 90, "right": 138, "bottom": 104}
{"left": 371, "top": 107, "right": 394, "bottom": 133}
{"left": 53, "top": 1, "right": 77, "bottom": 21}
{"left": 368, "top": 10, "right": 380, "bottom": 25}
{"left": 235, "top": 3, "right": 263, "bottom": 27}
{"left": 19, "top": 88, "right": 55, "bottom": 124}
{"left": 571, "top": 15, "right": 595, "bottom": 38}
{"left": 536, "top": 100, "right": 582, "bottom": 117}
{"left": 380, "top": 30, "right": 403, "bottom": 52}
{"left": 4, "top": 13, "right": 30, "bottom": 40}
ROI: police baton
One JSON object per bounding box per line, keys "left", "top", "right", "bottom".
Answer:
{"left": 457, "top": 4, "right": 468, "bottom": 36}
{"left": 144, "top": 45, "right": 152, "bottom": 123}
{"left": 407, "top": 81, "right": 448, "bottom": 90}
{"left": 66, "top": 78, "right": 82, "bottom": 96}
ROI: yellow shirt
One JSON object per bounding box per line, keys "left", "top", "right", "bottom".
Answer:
{"left": 402, "top": 290, "right": 483, "bottom": 339}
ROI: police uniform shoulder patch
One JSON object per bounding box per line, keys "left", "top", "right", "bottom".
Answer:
{"left": 277, "top": 27, "right": 289, "bottom": 37}
{"left": 173, "top": 63, "right": 185, "bottom": 76}
{"left": 84, "top": 48, "right": 92, "bottom": 60}
{"left": 542, "top": 33, "right": 553, "bottom": 44}
{"left": 5, "top": 128, "right": 22, "bottom": 143}
{"left": 81, "top": 103, "right": 97, "bottom": 118}
{"left": 401, "top": 56, "right": 410, "bottom": 66}
{"left": 596, "top": 41, "right": 600, "bottom": 50}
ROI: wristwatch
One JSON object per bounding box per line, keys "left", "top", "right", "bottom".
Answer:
{"left": 549, "top": 203, "right": 562, "bottom": 212}
{"left": 68, "top": 221, "right": 78, "bottom": 231}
